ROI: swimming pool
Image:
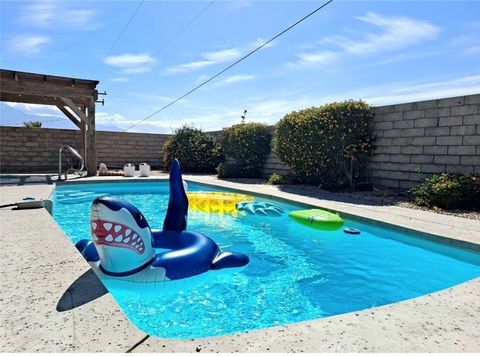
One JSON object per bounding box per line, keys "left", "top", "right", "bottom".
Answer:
{"left": 52, "top": 180, "right": 480, "bottom": 339}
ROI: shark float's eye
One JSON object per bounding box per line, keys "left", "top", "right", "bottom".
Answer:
{"left": 136, "top": 213, "right": 144, "bottom": 221}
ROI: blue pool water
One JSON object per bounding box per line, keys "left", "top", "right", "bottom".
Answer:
{"left": 52, "top": 181, "right": 480, "bottom": 339}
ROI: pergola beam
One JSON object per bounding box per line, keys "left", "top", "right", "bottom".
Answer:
{"left": 56, "top": 105, "right": 82, "bottom": 129}
{"left": 0, "top": 92, "right": 86, "bottom": 107}
{"left": 59, "top": 97, "right": 88, "bottom": 124}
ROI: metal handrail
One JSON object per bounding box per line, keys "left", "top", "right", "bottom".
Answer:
{"left": 58, "top": 145, "right": 85, "bottom": 180}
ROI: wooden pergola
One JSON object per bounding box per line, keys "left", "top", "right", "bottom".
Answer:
{"left": 0, "top": 69, "right": 99, "bottom": 175}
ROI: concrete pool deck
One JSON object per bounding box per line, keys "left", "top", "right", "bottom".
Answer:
{"left": 0, "top": 174, "right": 479, "bottom": 352}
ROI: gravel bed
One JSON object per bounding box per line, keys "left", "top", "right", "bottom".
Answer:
{"left": 217, "top": 178, "right": 480, "bottom": 221}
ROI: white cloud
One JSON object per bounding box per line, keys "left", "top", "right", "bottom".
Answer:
{"left": 366, "top": 88, "right": 480, "bottom": 106}
{"left": 96, "top": 112, "right": 185, "bottom": 133}
{"left": 104, "top": 53, "right": 155, "bottom": 74}
{"left": 4, "top": 102, "right": 63, "bottom": 117}
{"left": 293, "top": 12, "right": 440, "bottom": 68}
{"left": 389, "top": 75, "right": 480, "bottom": 94}
{"left": 9, "top": 35, "right": 50, "bottom": 54}
{"left": 122, "top": 67, "right": 152, "bottom": 74}
{"left": 165, "top": 38, "right": 276, "bottom": 75}
{"left": 165, "top": 48, "right": 242, "bottom": 74}
{"left": 104, "top": 53, "right": 154, "bottom": 67}
{"left": 21, "top": 0, "right": 98, "bottom": 29}
{"left": 226, "top": 1, "right": 253, "bottom": 12}
{"left": 465, "top": 46, "right": 480, "bottom": 56}
{"left": 109, "top": 77, "right": 130, "bottom": 83}
{"left": 65, "top": 10, "right": 97, "bottom": 27}
{"left": 294, "top": 51, "right": 338, "bottom": 67}
{"left": 204, "top": 48, "right": 242, "bottom": 62}
{"left": 366, "top": 49, "right": 447, "bottom": 67}
{"left": 345, "top": 12, "right": 440, "bottom": 55}
{"left": 167, "top": 60, "right": 212, "bottom": 74}
{"left": 126, "top": 92, "right": 181, "bottom": 104}
{"left": 368, "top": 75, "right": 480, "bottom": 106}
{"left": 213, "top": 74, "right": 256, "bottom": 87}
{"left": 96, "top": 112, "right": 130, "bottom": 124}
{"left": 247, "top": 99, "right": 302, "bottom": 124}
{"left": 249, "top": 38, "right": 275, "bottom": 49}
{"left": 21, "top": 0, "right": 55, "bottom": 27}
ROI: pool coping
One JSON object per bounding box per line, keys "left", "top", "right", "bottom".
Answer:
{"left": 1, "top": 174, "right": 479, "bottom": 352}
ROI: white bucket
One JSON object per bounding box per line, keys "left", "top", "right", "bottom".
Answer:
{"left": 123, "top": 163, "right": 135, "bottom": 177}
{"left": 139, "top": 163, "right": 150, "bottom": 177}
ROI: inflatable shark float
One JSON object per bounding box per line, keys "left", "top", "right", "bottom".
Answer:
{"left": 75, "top": 159, "right": 249, "bottom": 283}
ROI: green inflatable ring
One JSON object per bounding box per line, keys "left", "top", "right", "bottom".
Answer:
{"left": 288, "top": 209, "right": 343, "bottom": 230}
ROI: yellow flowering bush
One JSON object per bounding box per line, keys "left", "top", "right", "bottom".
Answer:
{"left": 162, "top": 125, "right": 222, "bottom": 173}
{"left": 410, "top": 173, "right": 480, "bottom": 209}
{"left": 218, "top": 123, "right": 271, "bottom": 178}
{"left": 273, "top": 100, "right": 375, "bottom": 189}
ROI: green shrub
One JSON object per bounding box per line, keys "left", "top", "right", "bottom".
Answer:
{"left": 162, "top": 125, "right": 222, "bottom": 173}
{"left": 216, "top": 162, "right": 241, "bottom": 178}
{"left": 273, "top": 100, "right": 375, "bottom": 189}
{"left": 409, "top": 173, "right": 480, "bottom": 209}
{"left": 267, "top": 173, "right": 284, "bottom": 185}
{"left": 217, "top": 163, "right": 227, "bottom": 178}
{"left": 219, "top": 123, "right": 272, "bottom": 178}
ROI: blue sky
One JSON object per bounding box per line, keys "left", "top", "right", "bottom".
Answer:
{"left": 1, "top": 0, "right": 479, "bottom": 133}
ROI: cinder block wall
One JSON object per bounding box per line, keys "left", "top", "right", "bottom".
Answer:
{"left": 0, "top": 127, "right": 82, "bottom": 173}
{"left": 96, "top": 131, "right": 170, "bottom": 169}
{"left": 0, "top": 127, "right": 169, "bottom": 172}
{"left": 371, "top": 94, "right": 480, "bottom": 190}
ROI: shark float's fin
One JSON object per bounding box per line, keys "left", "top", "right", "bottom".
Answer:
{"left": 163, "top": 159, "right": 188, "bottom": 232}
{"left": 211, "top": 251, "right": 249, "bottom": 270}
{"left": 75, "top": 239, "right": 100, "bottom": 262}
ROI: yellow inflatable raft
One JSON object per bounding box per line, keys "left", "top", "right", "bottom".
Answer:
{"left": 187, "top": 192, "right": 254, "bottom": 214}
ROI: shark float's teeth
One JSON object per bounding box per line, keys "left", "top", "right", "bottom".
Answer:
{"left": 90, "top": 219, "right": 145, "bottom": 255}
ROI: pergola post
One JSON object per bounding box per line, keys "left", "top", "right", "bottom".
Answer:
{"left": 81, "top": 106, "right": 87, "bottom": 164}
{"left": 87, "top": 99, "right": 97, "bottom": 176}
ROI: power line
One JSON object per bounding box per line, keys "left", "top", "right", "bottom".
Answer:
{"left": 125, "top": 0, "right": 334, "bottom": 131}
{"left": 104, "top": 1, "right": 215, "bottom": 93}
{"left": 1, "top": 117, "right": 69, "bottom": 126}
{"left": 105, "top": 0, "right": 145, "bottom": 57}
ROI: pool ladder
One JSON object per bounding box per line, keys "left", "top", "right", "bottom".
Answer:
{"left": 58, "top": 145, "right": 85, "bottom": 181}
